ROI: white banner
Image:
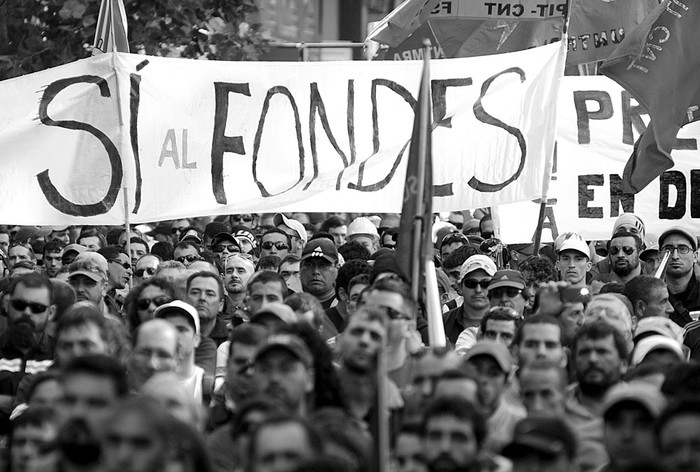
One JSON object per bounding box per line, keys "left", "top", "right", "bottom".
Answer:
{"left": 499, "top": 76, "right": 700, "bottom": 243}
{"left": 0, "top": 42, "right": 565, "bottom": 225}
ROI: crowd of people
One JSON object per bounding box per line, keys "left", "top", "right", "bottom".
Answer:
{"left": 0, "top": 210, "right": 698, "bottom": 472}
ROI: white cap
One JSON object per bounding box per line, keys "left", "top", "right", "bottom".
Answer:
{"left": 459, "top": 255, "right": 497, "bottom": 281}
{"left": 558, "top": 238, "right": 590, "bottom": 259}
{"left": 631, "top": 335, "right": 685, "bottom": 367}
{"left": 347, "top": 217, "right": 379, "bottom": 239}
{"left": 273, "top": 213, "right": 307, "bottom": 244}
{"left": 154, "top": 300, "right": 200, "bottom": 335}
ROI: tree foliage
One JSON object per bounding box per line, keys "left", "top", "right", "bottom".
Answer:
{"left": 0, "top": 0, "right": 269, "bottom": 80}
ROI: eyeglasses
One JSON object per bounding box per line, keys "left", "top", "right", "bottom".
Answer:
{"left": 488, "top": 287, "right": 523, "bottom": 299}
{"left": 176, "top": 254, "right": 202, "bottom": 264}
{"left": 109, "top": 260, "right": 131, "bottom": 270}
{"left": 136, "top": 295, "right": 172, "bottom": 311}
{"left": 261, "top": 241, "right": 289, "bottom": 251}
{"left": 135, "top": 267, "right": 157, "bottom": 278}
{"left": 170, "top": 227, "right": 187, "bottom": 234}
{"left": 662, "top": 245, "right": 693, "bottom": 255}
{"left": 609, "top": 245, "right": 636, "bottom": 256}
{"left": 213, "top": 244, "right": 240, "bottom": 254}
{"left": 463, "top": 278, "right": 491, "bottom": 289}
{"left": 10, "top": 298, "right": 48, "bottom": 314}
{"left": 232, "top": 215, "right": 254, "bottom": 223}
{"left": 383, "top": 306, "right": 411, "bottom": 320}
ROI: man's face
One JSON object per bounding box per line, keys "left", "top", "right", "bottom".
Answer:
{"left": 136, "top": 285, "right": 170, "bottom": 325}
{"left": 574, "top": 335, "right": 627, "bottom": 394}
{"left": 212, "top": 239, "right": 241, "bottom": 261}
{"left": 0, "top": 233, "right": 10, "bottom": 255}
{"left": 8, "top": 245, "right": 33, "bottom": 270}
{"left": 559, "top": 302, "right": 585, "bottom": 344}
{"left": 129, "top": 243, "right": 148, "bottom": 266}
{"left": 278, "top": 261, "right": 300, "bottom": 283}
{"left": 658, "top": 413, "right": 700, "bottom": 472}
{"left": 44, "top": 251, "right": 62, "bottom": 277}
{"left": 411, "top": 351, "right": 461, "bottom": 408}
{"left": 363, "top": 289, "right": 411, "bottom": 344}
{"left": 608, "top": 236, "right": 640, "bottom": 277}
{"left": 169, "top": 219, "right": 190, "bottom": 245}
{"left": 129, "top": 328, "right": 178, "bottom": 388}
{"left": 557, "top": 250, "right": 591, "bottom": 286}
{"left": 107, "top": 252, "right": 132, "bottom": 290}
{"left": 443, "top": 266, "right": 462, "bottom": 293}
{"left": 252, "top": 349, "right": 313, "bottom": 412}
{"left": 78, "top": 236, "right": 102, "bottom": 252}
{"left": 7, "top": 283, "right": 52, "bottom": 334}
{"left": 641, "top": 252, "right": 663, "bottom": 275}
{"left": 488, "top": 286, "right": 527, "bottom": 317}
{"left": 260, "top": 233, "right": 290, "bottom": 259}
{"left": 69, "top": 275, "right": 106, "bottom": 305}
{"left": 226, "top": 342, "right": 258, "bottom": 402}
{"left": 187, "top": 276, "right": 223, "bottom": 321}
{"left": 164, "top": 315, "right": 199, "bottom": 362}
{"left": 339, "top": 313, "right": 386, "bottom": 372}
{"left": 60, "top": 373, "right": 119, "bottom": 435}
{"left": 662, "top": 234, "right": 696, "bottom": 278}
{"left": 173, "top": 245, "right": 200, "bottom": 267}
{"left": 300, "top": 257, "right": 337, "bottom": 296}
{"left": 346, "top": 283, "right": 367, "bottom": 315}
{"left": 604, "top": 406, "right": 657, "bottom": 470}
{"left": 519, "top": 368, "right": 565, "bottom": 417}
{"left": 247, "top": 281, "right": 285, "bottom": 315}
{"left": 50, "top": 229, "right": 71, "bottom": 245}
{"left": 440, "top": 242, "right": 464, "bottom": 261}
{"left": 468, "top": 355, "right": 507, "bottom": 411}
{"left": 134, "top": 255, "right": 159, "bottom": 284}
{"left": 103, "top": 411, "right": 167, "bottom": 472}
{"left": 252, "top": 422, "right": 316, "bottom": 472}
{"left": 55, "top": 323, "right": 108, "bottom": 366}
{"left": 461, "top": 269, "right": 491, "bottom": 312}
{"left": 394, "top": 432, "right": 428, "bottom": 472}
{"left": 329, "top": 225, "right": 347, "bottom": 247}
{"left": 224, "top": 258, "right": 254, "bottom": 295}
{"left": 643, "top": 285, "right": 674, "bottom": 318}
{"left": 516, "top": 323, "right": 564, "bottom": 367}
{"left": 481, "top": 319, "right": 516, "bottom": 347}
{"left": 349, "top": 235, "right": 378, "bottom": 254}
{"left": 422, "top": 415, "right": 479, "bottom": 472}
{"left": 11, "top": 422, "right": 58, "bottom": 472}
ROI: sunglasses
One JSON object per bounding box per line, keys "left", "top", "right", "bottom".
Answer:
{"left": 171, "top": 227, "right": 187, "bottom": 234}
{"left": 661, "top": 245, "right": 693, "bottom": 255}
{"left": 213, "top": 244, "right": 240, "bottom": 254}
{"left": 609, "top": 246, "right": 635, "bottom": 256}
{"left": 463, "top": 278, "right": 491, "bottom": 289}
{"left": 488, "top": 287, "right": 523, "bottom": 299}
{"left": 136, "top": 295, "right": 172, "bottom": 311}
{"left": 233, "top": 215, "right": 254, "bottom": 222}
{"left": 10, "top": 298, "right": 48, "bottom": 314}
{"left": 135, "top": 267, "right": 157, "bottom": 278}
{"left": 109, "top": 260, "right": 131, "bottom": 270}
{"left": 261, "top": 241, "right": 289, "bottom": 251}
{"left": 176, "top": 254, "right": 202, "bottom": 264}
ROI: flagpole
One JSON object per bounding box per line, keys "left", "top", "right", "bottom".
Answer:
{"left": 123, "top": 186, "right": 132, "bottom": 286}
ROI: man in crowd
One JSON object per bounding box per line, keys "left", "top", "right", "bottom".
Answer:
{"left": 246, "top": 271, "right": 289, "bottom": 315}
{"left": 319, "top": 215, "right": 347, "bottom": 247}
{"left": 247, "top": 415, "right": 322, "bottom": 472}
{"left": 655, "top": 399, "right": 700, "bottom": 472}
{"left": 502, "top": 417, "right": 577, "bottom": 472}
{"left": 488, "top": 269, "right": 529, "bottom": 318}
{"left": 513, "top": 314, "right": 566, "bottom": 368}
{"left": 42, "top": 240, "right": 64, "bottom": 278}
{"left": 127, "top": 319, "right": 178, "bottom": 391}
{"left": 607, "top": 230, "right": 642, "bottom": 285}
{"left": 54, "top": 302, "right": 110, "bottom": 366}
{"left": 622, "top": 275, "right": 674, "bottom": 320}
{"left": 556, "top": 235, "right": 591, "bottom": 288}
{"left": 67, "top": 253, "right": 115, "bottom": 320}
{"left": 134, "top": 254, "right": 160, "bottom": 285}
{"left": 300, "top": 239, "right": 339, "bottom": 310}
{"left": 98, "top": 246, "right": 132, "bottom": 311}
{"left": 7, "top": 243, "right": 35, "bottom": 272}
{"left": 210, "top": 232, "right": 242, "bottom": 261}
{"left": 273, "top": 213, "right": 307, "bottom": 256}
{"left": 260, "top": 228, "right": 291, "bottom": 260}
{"left": 659, "top": 226, "right": 699, "bottom": 327}
{"left": 346, "top": 216, "right": 380, "bottom": 254}
{"left": 444, "top": 255, "right": 497, "bottom": 344}
{"left": 224, "top": 254, "right": 255, "bottom": 317}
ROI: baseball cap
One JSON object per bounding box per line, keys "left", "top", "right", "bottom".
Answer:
{"left": 250, "top": 302, "right": 298, "bottom": 326}
{"left": 502, "top": 417, "right": 576, "bottom": 460}
{"left": 459, "top": 255, "right": 497, "bottom": 282}
{"left": 347, "top": 217, "right": 380, "bottom": 240}
{"left": 633, "top": 316, "right": 685, "bottom": 344}
{"left": 211, "top": 232, "right": 241, "bottom": 251}
{"left": 558, "top": 238, "right": 590, "bottom": 259}
{"left": 488, "top": 270, "right": 526, "bottom": 291}
{"left": 301, "top": 239, "right": 339, "bottom": 263}
{"left": 68, "top": 254, "right": 108, "bottom": 282}
{"left": 613, "top": 213, "right": 645, "bottom": 239}
{"left": 179, "top": 228, "right": 202, "bottom": 244}
{"left": 154, "top": 300, "right": 200, "bottom": 335}
{"left": 13, "top": 226, "right": 52, "bottom": 244}
{"left": 63, "top": 244, "right": 87, "bottom": 257}
{"left": 464, "top": 341, "right": 513, "bottom": 373}
{"left": 658, "top": 226, "right": 698, "bottom": 251}
{"left": 231, "top": 225, "right": 257, "bottom": 249}
{"left": 273, "top": 213, "right": 307, "bottom": 244}
{"left": 631, "top": 335, "right": 685, "bottom": 367}
{"left": 254, "top": 334, "right": 313, "bottom": 368}
{"left": 204, "top": 221, "right": 229, "bottom": 239}
{"left": 602, "top": 381, "right": 667, "bottom": 419}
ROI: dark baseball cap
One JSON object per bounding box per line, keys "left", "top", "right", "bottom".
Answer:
{"left": 502, "top": 417, "right": 576, "bottom": 460}
{"left": 254, "top": 334, "right": 313, "bottom": 368}
{"left": 488, "top": 270, "right": 526, "bottom": 291}
{"left": 301, "top": 239, "right": 338, "bottom": 263}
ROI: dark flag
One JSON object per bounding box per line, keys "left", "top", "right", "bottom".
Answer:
{"left": 601, "top": 0, "right": 700, "bottom": 193}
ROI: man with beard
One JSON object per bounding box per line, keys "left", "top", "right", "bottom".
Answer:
{"left": 420, "top": 396, "right": 486, "bottom": 472}
{"left": 0, "top": 274, "right": 55, "bottom": 432}
{"left": 251, "top": 333, "right": 315, "bottom": 415}
{"left": 607, "top": 230, "right": 642, "bottom": 286}
{"left": 67, "top": 253, "right": 115, "bottom": 320}
{"left": 223, "top": 254, "right": 255, "bottom": 318}
{"left": 658, "top": 226, "right": 700, "bottom": 327}
{"left": 569, "top": 321, "right": 629, "bottom": 421}
{"left": 300, "top": 239, "right": 339, "bottom": 310}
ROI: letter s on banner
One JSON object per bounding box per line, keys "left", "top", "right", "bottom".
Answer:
{"left": 38, "top": 75, "right": 122, "bottom": 217}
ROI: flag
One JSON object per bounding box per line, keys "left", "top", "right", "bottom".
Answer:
{"left": 601, "top": 0, "right": 700, "bottom": 193}
{"left": 394, "top": 41, "right": 446, "bottom": 346}
{"left": 93, "top": 0, "right": 130, "bottom": 55}
{"left": 366, "top": 0, "right": 442, "bottom": 47}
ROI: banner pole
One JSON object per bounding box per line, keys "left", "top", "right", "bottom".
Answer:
{"left": 123, "top": 187, "right": 132, "bottom": 286}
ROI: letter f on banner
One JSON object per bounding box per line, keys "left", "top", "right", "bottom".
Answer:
{"left": 93, "top": 0, "right": 130, "bottom": 54}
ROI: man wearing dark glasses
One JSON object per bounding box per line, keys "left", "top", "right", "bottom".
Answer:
{"left": 607, "top": 230, "right": 642, "bottom": 286}
{"left": 488, "top": 270, "right": 529, "bottom": 319}
{"left": 259, "top": 228, "right": 291, "bottom": 260}
{"left": 443, "top": 255, "right": 497, "bottom": 345}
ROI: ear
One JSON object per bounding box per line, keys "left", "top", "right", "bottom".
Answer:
{"left": 559, "top": 347, "right": 569, "bottom": 369}
{"left": 630, "top": 315, "right": 638, "bottom": 333}
{"left": 635, "top": 299, "right": 646, "bottom": 318}
{"left": 337, "top": 287, "right": 348, "bottom": 303}
{"left": 585, "top": 260, "right": 592, "bottom": 272}
{"left": 101, "top": 281, "right": 108, "bottom": 298}
{"left": 47, "top": 304, "right": 57, "bottom": 322}
{"left": 218, "top": 297, "right": 225, "bottom": 313}
{"left": 194, "top": 333, "right": 201, "bottom": 348}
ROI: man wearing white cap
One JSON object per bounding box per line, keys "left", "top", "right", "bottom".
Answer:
{"left": 443, "top": 255, "right": 498, "bottom": 344}
{"left": 154, "top": 300, "right": 209, "bottom": 404}
{"left": 556, "top": 234, "right": 591, "bottom": 289}
{"left": 273, "top": 213, "right": 307, "bottom": 256}
{"left": 346, "top": 216, "right": 380, "bottom": 255}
